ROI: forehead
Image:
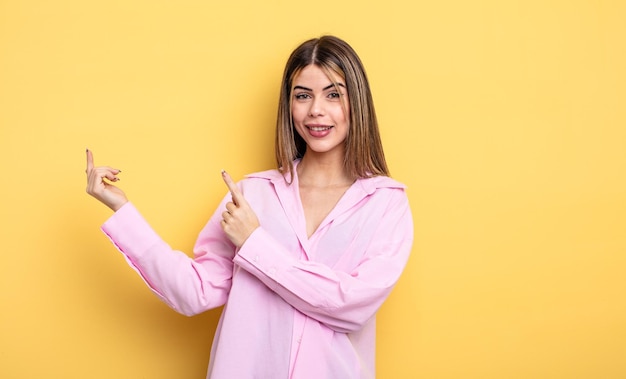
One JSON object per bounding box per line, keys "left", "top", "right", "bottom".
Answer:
{"left": 292, "top": 64, "right": 345, "bottom": 87}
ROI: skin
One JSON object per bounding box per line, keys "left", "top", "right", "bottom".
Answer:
{"left": 291, "top": 64, "right": 354, "bottom": 237}
{"left": 291, "top": 64, "right": 350, "bottom": 161}
{"left": 85, "top": 149, "right": 127, "bottom": 212}
{"left": 85, "top": 64, "right": 353, "bottom": 245}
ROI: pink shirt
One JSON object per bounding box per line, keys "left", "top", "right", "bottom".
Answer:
{"left": 101, "top": 164, "right": 413, "bottom": 379}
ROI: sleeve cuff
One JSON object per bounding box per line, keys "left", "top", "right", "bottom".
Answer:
{"left": 101, "top": 202, "right": 163, "bottom": 261}
{"left": 233, "top": 227, "right": 290, "bottom": 288}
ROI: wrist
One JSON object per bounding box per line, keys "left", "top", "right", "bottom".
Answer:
{"left": 110, "top": 199, "right": 129, "bottom": 212}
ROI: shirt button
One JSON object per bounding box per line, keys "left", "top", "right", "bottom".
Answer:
{"left": 254, "top": 255, "right": 260, "bottom": 262}
{"left": 268, "top": 268, "right": 276, "bottom": 276}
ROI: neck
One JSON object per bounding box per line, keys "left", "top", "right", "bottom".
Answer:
{"left": 297, "top": 153, "right": 354, "bottom": 187}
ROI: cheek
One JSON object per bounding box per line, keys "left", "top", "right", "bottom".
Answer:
{"left": 291, "top": 105, "right": 305, "bottom": 123}
{"left": 335, "top": 104, "right": 349, "bottom": 123}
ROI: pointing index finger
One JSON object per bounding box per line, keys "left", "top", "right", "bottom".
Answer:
{"left": 221, "top": 170, "right": 242, "bottom": 206}
{"left": 86, "top": 148, "right": 94, "bottom": 172}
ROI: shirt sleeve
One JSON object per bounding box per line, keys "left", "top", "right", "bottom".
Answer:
{"left": 101, "top": 201, "right": 236, "bottom": 316}
{"left": 233, "top": 188, "right": 413, "bottom": 333}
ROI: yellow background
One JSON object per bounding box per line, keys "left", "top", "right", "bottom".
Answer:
{"left": 1, "top": 1, "right": 625, "bottom": 378}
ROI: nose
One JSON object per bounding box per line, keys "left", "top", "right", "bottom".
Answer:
{"left": 308, "top": 97, "right": 324, "bottom": 117}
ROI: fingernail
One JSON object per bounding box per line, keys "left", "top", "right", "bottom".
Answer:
{"left": 221, "top": 169, "right": 226, "bottom": 175}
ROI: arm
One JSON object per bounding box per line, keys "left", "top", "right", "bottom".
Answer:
{"left": 101, "top": 201, "right": 235, "bottom": 316}
{"left": 234, "top": 189, "right": 413, "bottom": 333}
{"left": 86, "top": 150, "right": 235, "bottom": 316}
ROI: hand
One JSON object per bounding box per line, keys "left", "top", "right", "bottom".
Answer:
{"left": 85, "top": 149, "right": 129, "bottom": 212}
{"left": 220, "top": 170, "right": 260, "bottom": 248}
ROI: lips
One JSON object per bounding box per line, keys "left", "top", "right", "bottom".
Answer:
{"left": 306, "top": 124, "right": 333, "bottom": 138}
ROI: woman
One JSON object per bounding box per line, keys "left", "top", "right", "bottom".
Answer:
{"left": 86, "top": 35, "right": 413, "bottom": 379}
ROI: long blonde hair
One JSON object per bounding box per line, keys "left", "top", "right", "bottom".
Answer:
{"left": 275, "top": 36, "right": 389, "bottom": 182}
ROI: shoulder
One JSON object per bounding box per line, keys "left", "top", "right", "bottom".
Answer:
{"left": 355, "top": 176, "right": 411, "bottom": 215}
{"left": 237, "top": 168, "right": 288, "bottom": 193}
{"left": 356, "top": 175, "right": 407, "bottom": 195}
{"left": 244, "top": 168, "right": 284, "bottom": 182}
{"left": 240, "top": 168, "right": 286, "bottom": 189}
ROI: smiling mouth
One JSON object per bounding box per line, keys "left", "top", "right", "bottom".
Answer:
{"left": 307, "top": 125, "right": 333, "bottom": 131}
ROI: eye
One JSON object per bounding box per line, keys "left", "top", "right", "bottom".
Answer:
{"left": 327, "top": 91, "right": 343, "bottom": 100}
{"left": 294, "top": 93, "right": 311, "bottom": 100}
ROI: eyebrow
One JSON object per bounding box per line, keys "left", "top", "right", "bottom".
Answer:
{"left": 293, "top": 83, "right": 346, "bottom": 91}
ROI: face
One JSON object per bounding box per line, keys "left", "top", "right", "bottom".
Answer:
{"left": 291, "top": 64, "right": 350, "bottom": 159}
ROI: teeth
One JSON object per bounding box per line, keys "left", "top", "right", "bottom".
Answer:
{"left": 310, "top": 126, "right": 331, "bottom": 131}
